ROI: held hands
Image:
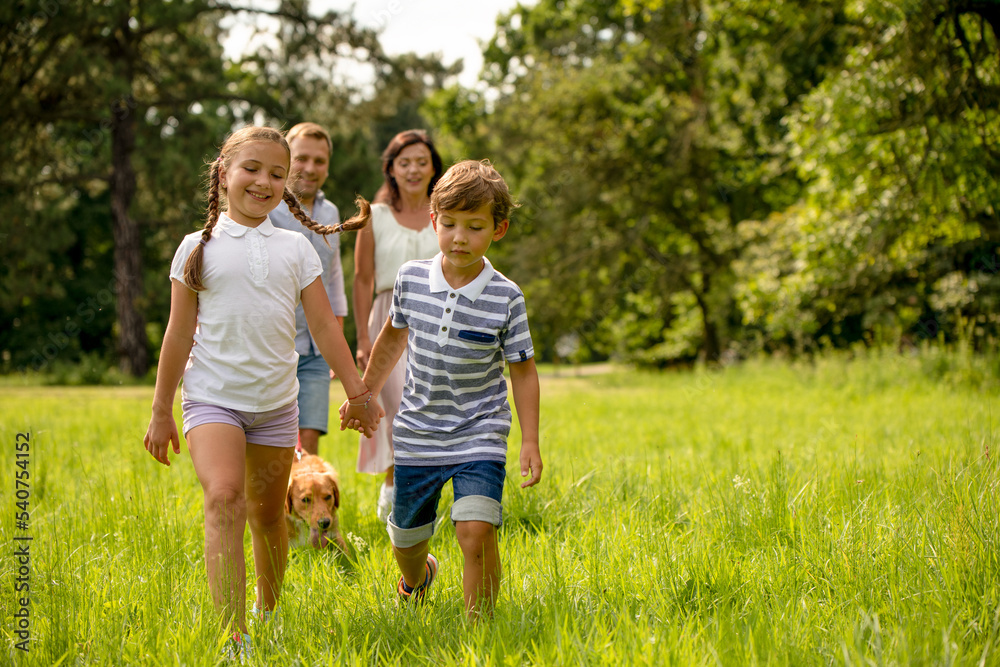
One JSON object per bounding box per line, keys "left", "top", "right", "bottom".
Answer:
{"left": 144, "top": 411, "right": 180, "bottom": 466}
{"left": 519, "top": 441, "right": 543, "bottom": 488}
{"left": 339, "top": 389, "right": 384, "bottom": 438}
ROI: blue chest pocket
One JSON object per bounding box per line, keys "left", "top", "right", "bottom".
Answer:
{"left": 458, "top": 330, "right": 498, "bottom": 344}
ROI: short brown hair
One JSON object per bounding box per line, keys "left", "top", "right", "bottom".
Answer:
{"left": 430, "top": 160, "right": 517, "bottom": 227}
{"left": 286, "top": 122, "right": 331, "bottom": 154}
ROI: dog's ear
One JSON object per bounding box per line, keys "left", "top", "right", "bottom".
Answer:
{"left": 330, "top": 476, "right": 340, "bottom": 509}
{"left": 285, "top": 479, "right": 295, "bottom": 515}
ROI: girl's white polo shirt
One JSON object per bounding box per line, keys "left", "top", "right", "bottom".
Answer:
{"left": 169, "top": 214, "right": 322, "bottom": 412}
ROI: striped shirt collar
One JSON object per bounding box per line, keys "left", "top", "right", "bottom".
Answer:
{"left": 428, "top": 252, "right": 495, "bottom": 302}
{"left": 217, "top": 212, "right": 276, "bottom": 238}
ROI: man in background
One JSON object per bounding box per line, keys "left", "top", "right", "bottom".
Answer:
{"left": 271, "top": 122, "right": 347, "bottom": 455}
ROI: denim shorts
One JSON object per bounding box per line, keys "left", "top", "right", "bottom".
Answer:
{"left": 387, "top": 460, "right": 506, "bottom": 548}
{"left": 296, "top": 353, "right": 331, "bottom": 434}
{"left": 181, "top": 399, "right": 298, "bottom": 448}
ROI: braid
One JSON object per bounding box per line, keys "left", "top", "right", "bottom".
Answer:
{"left": 183, "top": 159, "right": 222, "bottom": 292}
{"left": 340, "top": 196, "right": 372, "bottom": 232}
{"left": 282, "top": 190, "right": 372, "bottom": 246}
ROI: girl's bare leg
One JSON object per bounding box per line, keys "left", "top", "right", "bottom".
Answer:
{"left": 188, "top": 424, "right": 248, "bottom": 632}
{"left": 245, "top": 442, "right": 294, "bottom": 611}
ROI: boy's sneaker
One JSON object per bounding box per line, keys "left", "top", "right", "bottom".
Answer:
{"left": 397, "top": 554, "right": 438, "bottom": 604}
{"left": 222, "top": 631, "right": 252, "bottom": 663}
{"left": 377, "top": 483, "right": 393, "bottom": 523}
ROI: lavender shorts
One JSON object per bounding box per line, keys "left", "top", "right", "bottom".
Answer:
{"left": 181, "top": 399, "right": 298, "bottom": 448}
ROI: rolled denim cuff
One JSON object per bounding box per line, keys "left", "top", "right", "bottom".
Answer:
{"left": 451, "top": 495, "right": 503, "bottom": 526}
{"left": 386, "top": 516, "right": 435, "bottom": 548}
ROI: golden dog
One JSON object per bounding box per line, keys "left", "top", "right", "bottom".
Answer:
{"left": 285, "top": 454, "right": 348, "bottom": 552}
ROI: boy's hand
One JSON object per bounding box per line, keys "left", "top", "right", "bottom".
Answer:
{"left": 519, "top": 441, "right": 543, "bottom": 488}
{"left": 339, "top": 395, "right": 385, "bottom": 438}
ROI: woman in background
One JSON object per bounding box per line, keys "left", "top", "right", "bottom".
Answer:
{"left": 353, "top": 129, "right": 443, "bottom": 522}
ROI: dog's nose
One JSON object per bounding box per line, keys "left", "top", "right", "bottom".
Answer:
{"left": 318, "top": 518, "right": 331, "bottom": 530}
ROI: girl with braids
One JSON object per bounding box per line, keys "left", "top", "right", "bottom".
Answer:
{"left": 143, "top": 126, "right": 383, "bottom": 660}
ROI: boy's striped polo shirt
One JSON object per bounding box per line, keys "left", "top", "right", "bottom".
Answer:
{"left": 388, "top": 254, "right": 534, "bottom": 466}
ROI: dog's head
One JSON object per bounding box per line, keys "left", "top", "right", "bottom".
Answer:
{"left": 285, "top": 465, "right": 340, "bottom": 549}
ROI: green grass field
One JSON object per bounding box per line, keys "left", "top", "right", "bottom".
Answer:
{"left": 1, "top": 351, "right": 998, "bottom": 665}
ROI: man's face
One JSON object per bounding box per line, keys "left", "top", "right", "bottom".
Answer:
{"left": 288, "top": 135, "right": 330, "bottom": 204}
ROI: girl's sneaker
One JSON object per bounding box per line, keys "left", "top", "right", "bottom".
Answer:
{"left": 248, "top": 603, "right": 280, "bottom": 648}
{"left": 396, "top": 554, "right": 438, "bottom": 604}
{"left": 377, "top": 483, "right": 393, "bottom": 523}
{"left": 249, "top": 603, "right": 278, "bottom": 628}
{"left": 222, "top": 632, "right": 252, "bottom": 663}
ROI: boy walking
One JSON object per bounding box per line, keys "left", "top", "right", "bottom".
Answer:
{"left": 343, "top": 159, "right": 542, "bottom": 616}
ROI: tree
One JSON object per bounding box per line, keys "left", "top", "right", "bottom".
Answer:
{"left": 0, "top": 0, "right": 426, "bottom": 376}
{"left": 1, "top": 0, "right": 242, "bottom": 375}
{"left": 225, "top": 9, "right": 460, "bottom": 347}
{"left": 734, "top": 0, "right": 1000, "bottom": 351}
{"left": 430, "top": 0, "right": 853, "bottom": 363}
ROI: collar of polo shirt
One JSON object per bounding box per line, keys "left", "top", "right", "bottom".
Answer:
{"left": 217, "top": 212, "right": 276, "bottom": 237}
{"left": 427, "top": 252, "right": 495, "bottom": 302}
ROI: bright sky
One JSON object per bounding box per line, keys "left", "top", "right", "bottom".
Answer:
{"left": 225, "top": 0, "right": 534, "bottom": 88}
{"left": 323, "top": 0, "right": 532, "bottom": 86}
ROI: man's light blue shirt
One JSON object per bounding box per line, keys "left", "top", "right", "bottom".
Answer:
{"left": 270, "top": 190, "right": 348, "bottom": 356}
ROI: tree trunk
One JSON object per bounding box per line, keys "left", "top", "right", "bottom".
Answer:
{"left": 692, "top": 271, "right": 721, "bottom": 364}
{"left": 701, "top": 309, "right": 721, "bottom": 363}
{"left": 110, "top": 97, "right": 148, "bottom": 377}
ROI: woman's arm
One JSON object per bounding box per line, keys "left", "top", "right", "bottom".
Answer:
{"left": 144, "top": 279, "right": 197, "bottom": 466}
{"left": 352, "top": 223, "right": 376, "bottom": 371}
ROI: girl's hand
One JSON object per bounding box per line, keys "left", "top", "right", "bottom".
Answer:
{"left": 338, "top": 399, "right": 352, "bottom": 430}
{"left": 339, "top": 394, "right": 384, "bottom": 437}
{"left": 144, "top": 412, "right": 181, "bottom": 466}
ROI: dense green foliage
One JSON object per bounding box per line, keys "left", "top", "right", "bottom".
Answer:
{"left": 0, "top": 0, "right": 449, "bottom": 376}
{"left": 1, "top": 0, "right": 997, "bottom": 375}
{"left": 1, "top": 354, "right": 998, "bottom": 663}
{"left": 428, "top": 0, "right": 999, "bottom": 364}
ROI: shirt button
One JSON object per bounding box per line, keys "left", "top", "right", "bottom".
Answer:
{"left": 449, "top": 293, "right": 456, "bottom": 298}
{"left": 442, "top": 326, "right": 448, "bottom": 332}
{"left": 445, "top": 308, "right": 451, "bottom": 313}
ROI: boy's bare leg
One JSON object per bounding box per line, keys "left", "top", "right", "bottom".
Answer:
{"left": 455, "top": 520, "right": 500, "bottom": 616}
{"left": 394, "top": 538, "right": 431, "bottom": 589}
